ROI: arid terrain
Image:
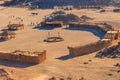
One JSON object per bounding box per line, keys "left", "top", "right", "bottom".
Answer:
{"left": 0, "top": 6, "right": 120, "bottom": 80}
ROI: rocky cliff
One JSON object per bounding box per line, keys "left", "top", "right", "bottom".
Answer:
{"left": 3, "top": 0, "right": 120, "bottom": 8}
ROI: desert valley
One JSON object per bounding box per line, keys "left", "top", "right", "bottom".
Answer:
{"left": 0, "top": 0, "right": 120, "bottom": 80}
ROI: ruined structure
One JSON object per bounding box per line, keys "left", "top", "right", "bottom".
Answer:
{"left": 44, "top": 32, "right": 64, "bottom": 42}
{"left": 54, "top": 5, "right": 74, "bottom": 11}
{"left": 68, "top": 22, "right": 119, "bottom": 56}
{"left": 0, "top": 50, "right": 46, "bottom": 64}
{"left": 69, "top": 22, "right": 114, "bottom": 33}
{"left": 79, "top": 5, "right": 103, "bottom": 9}
{"left": 7, "top": 24, "right": 24, "bottom": 30}
{"left": 44, "top": 37, "right": 64, "bottom": 42}
{"left": 0, "top": 31, "right": 16, "bottom": 40}
{"left": 68, "top": 39, "right": 113, "bottom": 56}
{"left": 104, "top": 31, "right": 119, "bottom": 40}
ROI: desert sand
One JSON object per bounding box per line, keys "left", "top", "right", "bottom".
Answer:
{"left": 0, "top": 6, "right": 120, "bottom": 80}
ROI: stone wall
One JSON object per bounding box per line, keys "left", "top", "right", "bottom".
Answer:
{"left": 68, "top": 22, "right": 117, "bottom": 56}
{"left": 68, "top": 40, "right": 113, "bottom": 56}
{"left": 0, "top": 50, "right": 46, "bottom": 64}
{"left": 68, "top": 22, "right": 114, "bottom": 33}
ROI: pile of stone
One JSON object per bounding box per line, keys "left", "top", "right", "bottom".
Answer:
{"left": 113, "top": 9, "right": 120, "bottom": 12}
{"left": 12, "top": 50, "right": 43, "bottom": 56}
{"left": 0, "top": 68, "right": 13, "bottom": 80}
{"left": 100, "top": 9, "right": 106, "bottom": 12}
{"left": 49, "top": 76, "right": 86, "bottom": 80}
{"left": 46, "top": 13, "right": 83, "bottom": 24}
{"left": 52, "top": 11, "right": 66, "bottom": 15}
{"left": 80, "top": 15, "right": 94, "bottom": 21}
{"left": 96, "top": 43, "right": 120, "bottom": 58}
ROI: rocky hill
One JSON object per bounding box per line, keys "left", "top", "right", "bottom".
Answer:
{"left": 96, "top": 43, "right": 120, "bottom": 58}
{"left": 3, "top": 0, "right": 120, "bottom": 8}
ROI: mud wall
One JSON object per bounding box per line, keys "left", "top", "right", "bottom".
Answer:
{"left": 0, "top": 50, "right": 46, "bottom": 64}
{"left": 68, "top": 22, "right": 116, "bottom": 56}
{"left": 68, "top": 23, "right": 114, "bottom": 33}
{"left": 68, "top": 40, "right": 113, "bottom": 56}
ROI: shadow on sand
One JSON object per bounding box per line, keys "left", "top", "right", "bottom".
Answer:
{"left": 33, "top": 26, "right": 54, "bottom": 30}
{"left": 0, "top": 39, "right": 5, "bottom": 42}
{"left": 56, "top": 55, "right": 74, "bottom": 60}
{"left": 0, "top": 60, "right": 35, "bottom": 68}
{"left": 64, "top": 27, "right": 105, "bottom": 39}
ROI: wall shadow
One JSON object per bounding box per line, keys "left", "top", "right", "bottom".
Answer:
{"left": 56, "top": 55, "right": 74, "bottom": 60}
{"left": 33, "top": 26, "right": 54, "bottom": 30}
{"left": 64, "top": 27, "right": 105, "bottom": 39}
{"left": 0, "top": 39, "right": 5, "bottom": 42}
{"left": 0, "top": 60, "right": 35, "bottom": 68}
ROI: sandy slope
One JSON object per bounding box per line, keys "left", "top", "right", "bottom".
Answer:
{"left": 0, "top": 6, "right": 120, "bottom": 80}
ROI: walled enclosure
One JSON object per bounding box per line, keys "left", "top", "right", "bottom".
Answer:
{"left": 68, "top": 22, "right": 119, "bottom": 56}
{"left": 0, "top": 50, "right": 46, "bottom": 64}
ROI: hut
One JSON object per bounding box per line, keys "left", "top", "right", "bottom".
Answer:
{"left": 41, "top": 21, "right": 63, "bottom": 28}
{"left": 0, "top": 31, "right": 16, "bottom": 40}
{"left": 7, "top": 24, "right": 24, "bottom": 30}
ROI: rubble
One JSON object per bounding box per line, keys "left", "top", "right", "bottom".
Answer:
{"left": 0, "top": 68, "right": 13, "bottom": 80}
{"left": 80, "top": 15, "right": 94, "bottom": 21}
{"left": 96, "top": 43, "right": 120, "bottom": 58}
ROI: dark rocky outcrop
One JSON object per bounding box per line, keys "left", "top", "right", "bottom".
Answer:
{"left": 96, "top": 43, "right": 120, "bottom": 58}
{"left": 3, "top": 0, "right": 120, "bottom": 9}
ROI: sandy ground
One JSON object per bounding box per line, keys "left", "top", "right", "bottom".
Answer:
{"left": 0, "top": 6, "right": 120, "bottom": 80}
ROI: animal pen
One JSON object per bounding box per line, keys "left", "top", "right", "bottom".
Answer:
{"left": 68, "top": 22, "right": 119, "bottom": 56}
{"left": 0, "top": 50, "right": 46, "bottom": 64}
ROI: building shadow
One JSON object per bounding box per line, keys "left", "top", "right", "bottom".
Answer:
{"left": 56, "top": 55, "right": 74, "bottom": 61}
{"left": 0, "top": 60, "right": 35, "bottom": 68}
{"left": 33, "top": 26, "right": 54, "bottom": 30}
{"left": 0, "top": 39, "right": 5, "bottom": 42}
{"left": 64, "top": 27, "right": 105, "bottom": 39}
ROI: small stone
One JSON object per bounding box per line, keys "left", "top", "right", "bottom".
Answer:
{"left": 108, "top": 73, "right": 112, "bottom": 76}
{"left": 83, "top": 62, "right": 88, "bottom": 64}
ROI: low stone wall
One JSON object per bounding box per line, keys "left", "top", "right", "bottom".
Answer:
{"left": 68, "top": 22, "right": 114, "bottom": 33}
{"left": 68, "top": 22, "right": 117, "bottom": 56}
{"left": 68, "top": 40, "right": 113, "bottom": 56}
{"left": 0, "top": 50, "right": 46, "bottom": 64}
